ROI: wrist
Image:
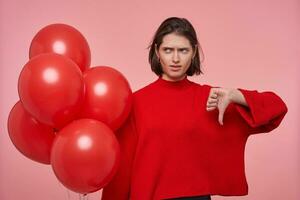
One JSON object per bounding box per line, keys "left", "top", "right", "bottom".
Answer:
{"left": 229, "top": 88, "right": 248, "bottom": 107}
{"left": 228, "top": 88, "right": 238, "bottom": 103}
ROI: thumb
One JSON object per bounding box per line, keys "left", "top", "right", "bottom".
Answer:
{"left": 218, "top": 106, "right": 225, "bottom": 125}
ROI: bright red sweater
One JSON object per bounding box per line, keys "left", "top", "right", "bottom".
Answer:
{"left": 101, "top": 76, "right": 288, "bottom": 200}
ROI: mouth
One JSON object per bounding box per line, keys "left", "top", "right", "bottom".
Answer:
{"left": 169, "top": 65, "right": 181, "bottom": 72}
{"left": 170, "top": 65, "right": 181, "bottom": 70}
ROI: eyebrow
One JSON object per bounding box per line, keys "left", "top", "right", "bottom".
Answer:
{"left": 161, "top": 47, "right": 190, "bottom": 50}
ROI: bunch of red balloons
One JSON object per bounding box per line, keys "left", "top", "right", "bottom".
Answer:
{"left": 7, "top": 24, "right": 133, "bottom": 194}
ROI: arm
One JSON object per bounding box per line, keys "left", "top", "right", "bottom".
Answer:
{"left": 233, "top": 88, "right": 288, "bottom": 134}
{"left": 101, "top": 110, "right": 138, "bottom": 200}
{"left": 229, "top": 88, "right": 248, "bottom": 107}
{"left": 206, "top": 87, "right": 288, "bottom": 134}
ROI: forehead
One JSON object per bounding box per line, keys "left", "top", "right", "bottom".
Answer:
{"left": 160, "top": 33, "right": 192, "bottom": 47}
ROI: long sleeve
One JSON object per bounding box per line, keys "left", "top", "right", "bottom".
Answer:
{"left": 101, "top": 109, "right": 138, "bottom": 200}
{"left": 234, "top": 89, "right": 288, "bottom": 134}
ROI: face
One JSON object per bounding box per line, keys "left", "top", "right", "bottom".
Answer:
{"left": 156, "top": 33, "right": 195, "bottom": 82}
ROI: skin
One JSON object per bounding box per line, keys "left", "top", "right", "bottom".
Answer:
{"left": 206, "top": 88, "right": 248, "bottom": 125}
{"left": 156, "top": 32, "right": 249, "bottom": 125}
{"left": 155, "top": 33, "right": 196, "bottom": 82}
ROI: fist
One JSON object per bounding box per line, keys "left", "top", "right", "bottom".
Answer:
{"left": 206, "top": 87, "right": 233, "bottom": 125}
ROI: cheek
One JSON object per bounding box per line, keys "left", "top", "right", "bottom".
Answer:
{"left": 159, "top": 55, "right": 170, "bottom": 65}
{"left": 183, "top": 56, "right": 193, "bottom": 67}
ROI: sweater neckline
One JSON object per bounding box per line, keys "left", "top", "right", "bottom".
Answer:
{"left": 155, "top": 76, "right": 191, "bottom": 89}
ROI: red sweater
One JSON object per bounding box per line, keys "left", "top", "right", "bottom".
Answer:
{"left": 101, "top": 76, "right": 288, "bottom": 200}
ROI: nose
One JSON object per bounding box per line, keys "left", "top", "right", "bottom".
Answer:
{"left": 172, "top": 50, "right": 180, "bottom": 63}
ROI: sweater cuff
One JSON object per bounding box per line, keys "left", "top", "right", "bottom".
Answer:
{"left": 234, "top": 89, "right": 274, "bottom": 128}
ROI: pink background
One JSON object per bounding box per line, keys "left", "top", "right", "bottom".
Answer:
{"left": 0, "top": 0, "right": 299, "bottom": 199}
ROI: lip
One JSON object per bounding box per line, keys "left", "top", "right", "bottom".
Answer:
{"left": 170, "top": 65, "right": 181, "bottom": 68}
{"left": 169, "top": 65, "right": 181, "bottom": 71}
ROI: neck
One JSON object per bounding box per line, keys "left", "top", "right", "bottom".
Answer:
{"left": 161, "top": 74, "right": 187, "bottom": 82}
{"left": 156, "top": 75, "right": 191, "bottom": 89}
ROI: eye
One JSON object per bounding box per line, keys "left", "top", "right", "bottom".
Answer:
{"left": 180, "top": 49, "right": 189, "bottom": 54}
{"left": 163, "top": 48, "right": 172, "bottom": 53}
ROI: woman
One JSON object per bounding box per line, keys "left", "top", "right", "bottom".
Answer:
{"left": 101, "top": 17, "right": 288, "bottom": 200}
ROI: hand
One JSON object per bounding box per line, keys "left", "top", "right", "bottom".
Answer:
{"left": 206, "top": 87, "right": 234, "bottom": 125}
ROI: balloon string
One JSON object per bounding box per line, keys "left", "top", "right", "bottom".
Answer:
{"left": 78, "top": 193, "right": 88, "bottom": 200}
{"left": 59, "top": 181, "right": 71, "bottom": 200}
{"left": 66, "top": 189, "right": 71, "bottom": 200}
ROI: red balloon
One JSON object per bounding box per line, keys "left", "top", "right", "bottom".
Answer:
{"left": 29, "top": 23, "right": 91, "bottom": 72}
{"left": 80, "top": 66, "right": 133, "bottom": 131}
{"left": 7, "top": 101, "right": 55, "bottom": 164}
{"left": 51, "top": 119, "right": 120, "bottom": 194}
{"left": 18, "top": 53, "right": 84, "bottom": 128}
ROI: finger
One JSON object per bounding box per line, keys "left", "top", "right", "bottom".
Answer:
{"left": 206, "top": 106, "right": 216, "bottom": 111}
{"left": 210, "top": 92, "right": 218, "bottom": 99}
{"left": 207, "top": 103, "right": 218, "bottom": 107}
{"left": 209, "top": 88, "right": 218, "bottom": 98}
{"left": 207, "top": 99, "right": 218, "bottom": 104}
{"left": 218, "top": 107, "right": 225, "bottom": 125}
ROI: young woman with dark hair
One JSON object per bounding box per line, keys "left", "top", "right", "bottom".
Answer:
{"left": 101, "top": 17, "right": 288, "bottom": 200}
